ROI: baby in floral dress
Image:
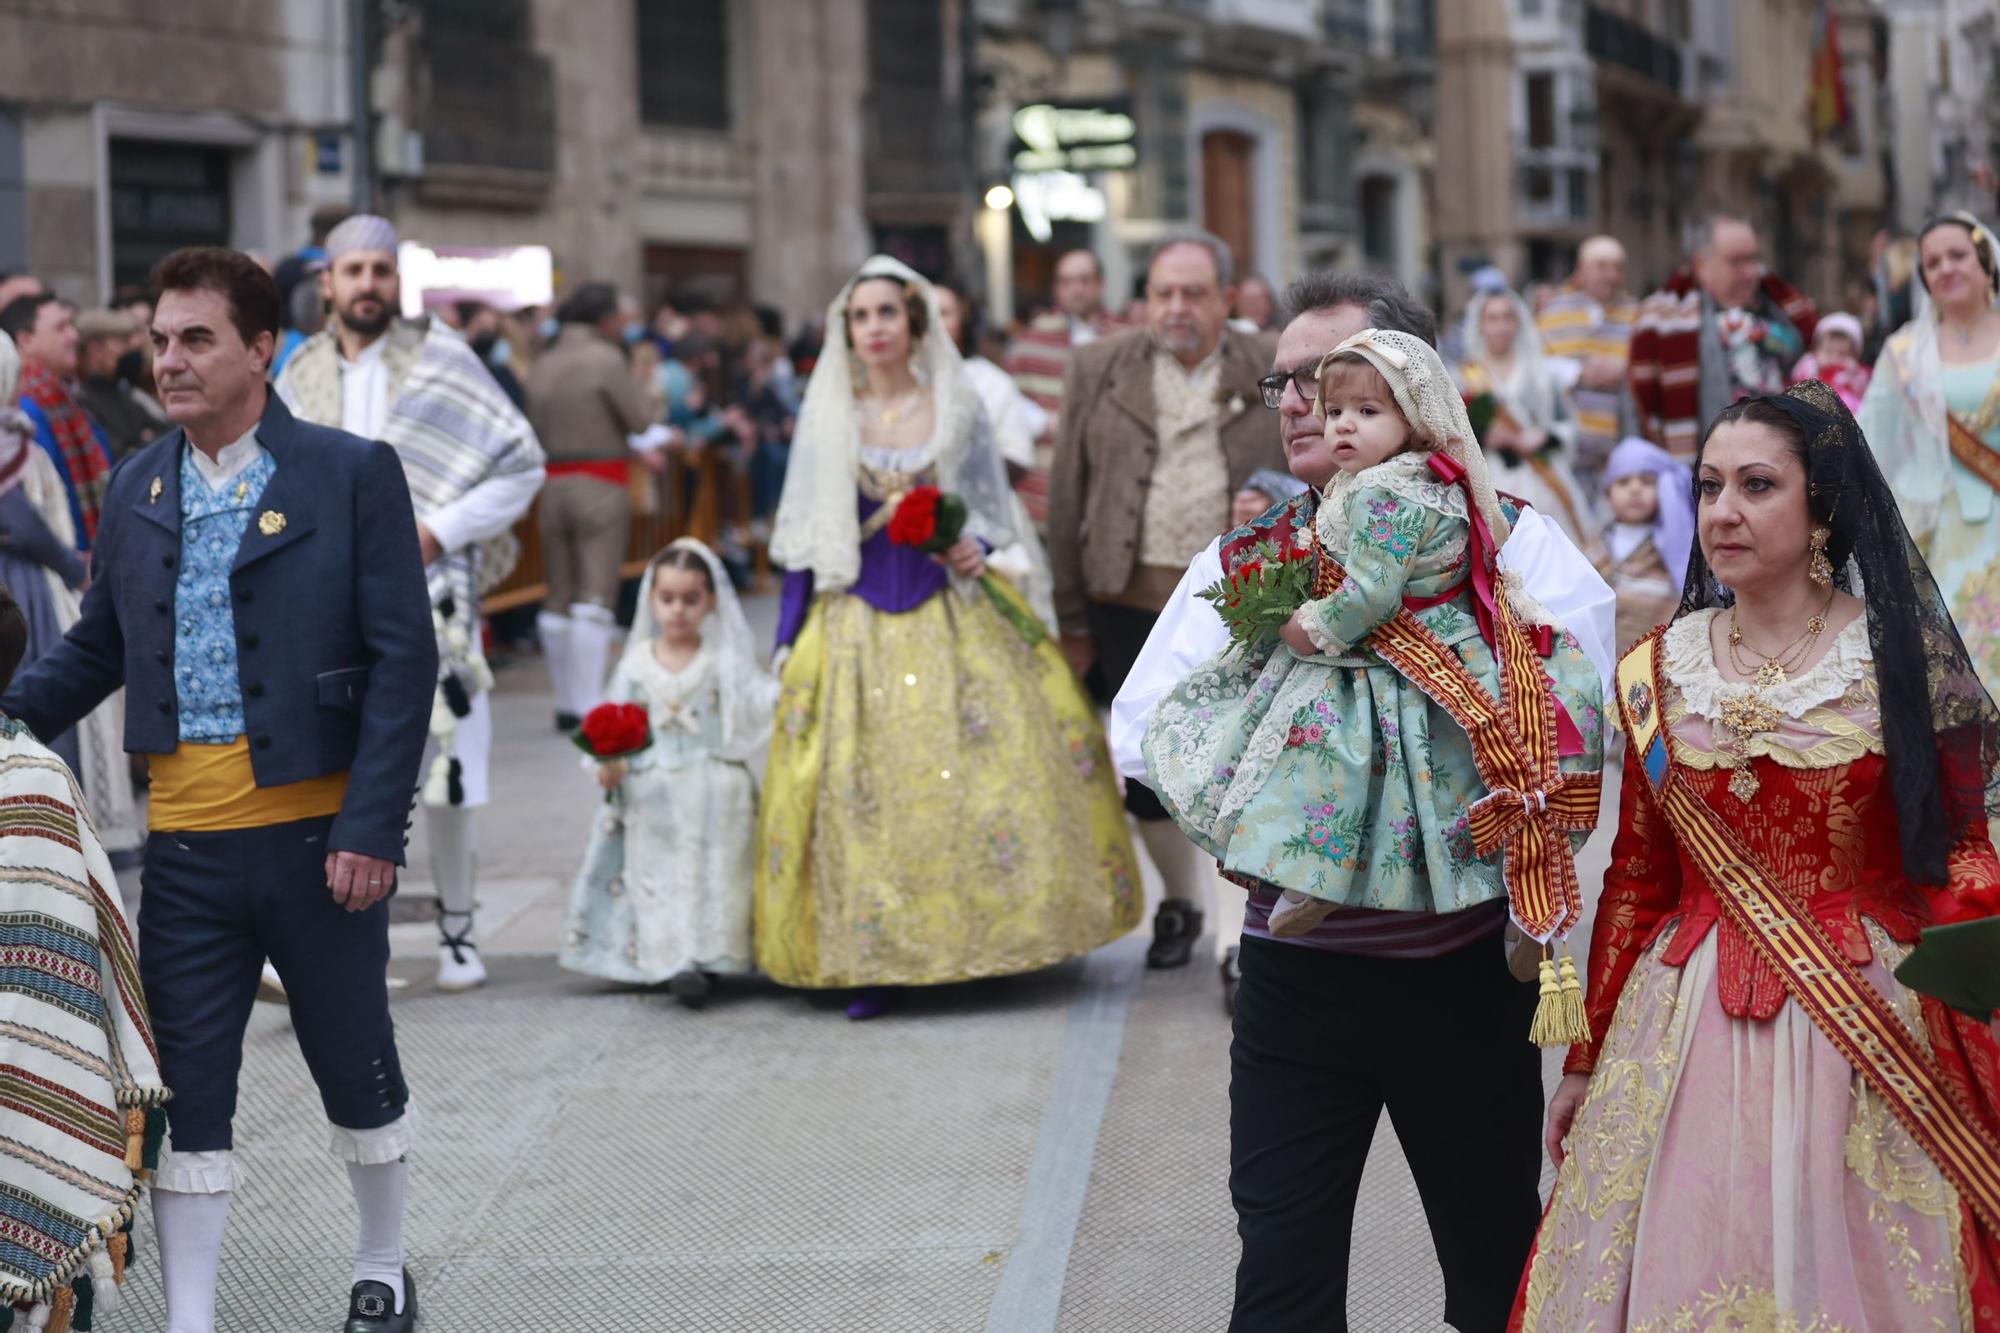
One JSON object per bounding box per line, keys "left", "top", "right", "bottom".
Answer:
{"left": 1143, "top": 330, "right": 1604, "bottom": 935}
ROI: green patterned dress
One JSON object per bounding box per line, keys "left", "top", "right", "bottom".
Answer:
{"left": 1143, "top": 450, "right": 1605, "bottom": 912}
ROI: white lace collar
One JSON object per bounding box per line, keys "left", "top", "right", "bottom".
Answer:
{"left": 1662, "top": 607, "right": 1872, "bottom": 721}
{"left": 1316, "top": 449, "right": 1464, "bottom": 554}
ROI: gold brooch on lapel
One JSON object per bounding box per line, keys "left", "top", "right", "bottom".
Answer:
{"left": 257, "top": 511, "right": 286, "bottom": 537}
{"left": 148, "top": 477, "right": 162, "bottom": 504}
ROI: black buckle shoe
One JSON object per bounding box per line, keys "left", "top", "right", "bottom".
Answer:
{"left": 555, "top": 711, "right": 581, "bottom": 734}
{"left": 344, "top": 1267, "right": 416, "bottom": 1332}
{"left": 1145, "top": 898, "right": 1204, "bottom": 970}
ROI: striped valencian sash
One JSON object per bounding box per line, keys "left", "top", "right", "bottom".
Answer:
{"left": 1617, "top": 631, "right": 2000, "bottom": 1231}
{"left": 1311, "top": 536, "right": 1599, "bottom": 946}
{"left": 1948, "top": 410, "right": 2000, "bottom": 500}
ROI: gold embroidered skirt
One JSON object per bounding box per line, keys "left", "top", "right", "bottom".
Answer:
{"left": 754, "top": 583, "right": 1142, "bottom": 988}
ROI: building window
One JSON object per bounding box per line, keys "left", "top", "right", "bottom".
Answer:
{"left": 638, "top": 0, "right": 730, "bottom": 131}
{"left": 1525, "top": 73, "right": 1557, "bottom": 149}
{"left": 109, "top": 140, "right": 232, "bottom": 292}
{"left": 1360, "top": 175, "right": 1397, "bottom": 268}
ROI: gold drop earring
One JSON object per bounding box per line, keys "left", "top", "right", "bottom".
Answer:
{"left": 1808, "top": 526, "right": 1833, "bottom": 588}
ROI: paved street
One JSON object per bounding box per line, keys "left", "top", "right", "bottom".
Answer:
{"left": 112, "top": 599, "right": 1617, "bottom": 1331}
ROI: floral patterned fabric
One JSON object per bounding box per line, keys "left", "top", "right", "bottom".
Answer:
{"left": 173, "top": 447, "right": 275, "bottom": 743}
{"left": 1859, "top": 356, "right": 2000, "bottom": 695}
{"left": 1142, "top": 450, "right": 1605, "bottom": 912}
{"left": 1514, "top": 618, "right": 2000, "bottom": 1333}
{"left": 754, "top": 484, "right": 1141, "bottom": 989}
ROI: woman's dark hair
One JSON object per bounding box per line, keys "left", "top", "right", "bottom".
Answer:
{"left": 1915, "top": 213, "right": 2000, "bottom": 296}
{"left": 150, "top": 247, "right": 282, "bottom": 345}
{"left": 653, "top": 546, "right": 716, "bottom": 594}
{"left": 1686, "top": 382, "right": 2000, "bottom": 885}
{"left": 931, "top": 278, "right": 980, "bottom": 358}
{"left": 843, "top": 275, "right": 928, "bottom": 350}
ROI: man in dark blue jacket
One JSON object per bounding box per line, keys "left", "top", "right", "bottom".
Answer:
{"left": 4, "top": 247, "right": 435, "bottom": 1333}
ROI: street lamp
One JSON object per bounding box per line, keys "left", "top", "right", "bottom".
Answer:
{"left": 985, "top": 184, "right": 1016, "bottom": 211}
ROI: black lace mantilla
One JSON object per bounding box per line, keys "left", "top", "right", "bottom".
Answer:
{"left": 1678, "top": 379, "right": 2000, "bottom": 885}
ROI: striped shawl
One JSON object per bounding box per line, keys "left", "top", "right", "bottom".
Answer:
{"left": 1628, "top": 269, "right": 1817, "bottom": 459}
{"left": 0, "top": 722, "right": 165, "bottom": 1308}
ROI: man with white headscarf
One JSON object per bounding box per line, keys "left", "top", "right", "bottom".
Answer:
{"left": 277, "top": 215, "right": 546, "bottom": 992}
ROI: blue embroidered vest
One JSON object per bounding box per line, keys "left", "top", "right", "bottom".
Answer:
{"left": 174, "top": 447, "right": 276, "bottom": 742}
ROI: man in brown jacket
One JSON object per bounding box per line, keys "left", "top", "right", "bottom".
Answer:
{"left": 1048, "top": 230, "right": 1280, "bottom": 972}
{"left": 525, "top": 283, "right": 656, "bottom": 729}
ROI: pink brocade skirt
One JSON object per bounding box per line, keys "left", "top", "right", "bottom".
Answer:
{"left": 1515, "top": 925, "right": 1975, "bottom": 1331}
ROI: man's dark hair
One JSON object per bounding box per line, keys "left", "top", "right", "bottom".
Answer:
{"left": 1281, "top": 272, "right": 1437, "bottom": 348}
{"left": 557, "top": 283, "right": 620, "bottom": 327}
{"left": 0, "top": 293, "right": 58, "bottom": 343}
{"left": 150, "top": 247, "right": 282, "bottom": 344}
{"left": 0, "top": 585, "right": 26, "bottom": 697}
{"left": 1057, "top": 248, "right": 1104, "bottom": 280}
{"left": 453, "top": 299, "right": 491, "bottom": 327}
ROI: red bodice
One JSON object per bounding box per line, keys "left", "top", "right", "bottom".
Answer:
{"left": 1568, "top": 746, "right": 2000, "bottom": 1074}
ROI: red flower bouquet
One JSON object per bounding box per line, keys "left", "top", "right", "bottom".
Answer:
{"left": 886, "top": 485, "right": 968, "bottom": 553}
{"left": 1198, "top": 534, "right": 1319, "bottom": 652}
{"left": 571, "top": 702, "right": 653, "bottom": 761}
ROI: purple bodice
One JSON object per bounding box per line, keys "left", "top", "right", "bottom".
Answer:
{"left": 774, "top": 492, "right": 951, "bottom": 648}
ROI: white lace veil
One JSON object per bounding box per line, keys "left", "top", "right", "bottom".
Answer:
{"left": 1870, "top": 211, "right": 2000, "bottom": 540}
{"left": 1460, "top": 287, "right": 1560, "bottom": 433}
{"left": 620, "top": 538, "right": 776, "bottom": 761}
{"left": 1320, "top": 328, "right": 1513, "bottom": 548}
{"left": 769, "top": 255, "right": 1052, "bottom": 619}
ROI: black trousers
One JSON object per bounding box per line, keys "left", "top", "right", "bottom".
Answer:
{"left": 1085, "top": 600, "right": 1169, "bottom": 821}
{"left": 1228, "top": 933, "right": 1542, "bottom": 1332}
{"left": 141, "top": 815, "right": 409, "bottom": 1150}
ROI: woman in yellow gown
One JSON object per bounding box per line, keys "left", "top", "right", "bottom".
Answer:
{"left": 757, "top": 257, "right": 1141, "bottom": 1017}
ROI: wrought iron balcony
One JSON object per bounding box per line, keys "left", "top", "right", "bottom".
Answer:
{"left": 1584, "top": 4, "right": 1684, "bottom": 92}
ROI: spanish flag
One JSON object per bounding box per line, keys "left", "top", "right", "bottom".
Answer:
{"left": 1809, "top": 1, "right": 1850, "bottom": 142}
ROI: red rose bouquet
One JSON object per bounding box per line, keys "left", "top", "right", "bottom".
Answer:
{"left": 886, "top": 485, "right": 968, "bottom": 553}
{"left": 884, "top": 486, "right": 1046, "bottom": 646}
{"left": 572, "top": 702, "right": 653, "bottom": 761}
{"left": 572, "top": 702, "right": 654, "bottom": 803}
{"left": 1198, "top": 532, "right": 1319, "bottom": 652}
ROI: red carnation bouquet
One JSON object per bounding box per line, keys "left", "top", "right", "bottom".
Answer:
{"left": 1198, "top": 531, "right": 1319, "bottom": 653}
{"left": 884, "top": 486, "right": 1045, "bottom": 646}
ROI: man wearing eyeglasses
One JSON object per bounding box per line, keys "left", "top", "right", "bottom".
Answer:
{"left": 1109, "top": 272, "right": 1618, "bottom": 1333}
{"left": 1047, "top": 230, "right": 1280, "bottom": 980}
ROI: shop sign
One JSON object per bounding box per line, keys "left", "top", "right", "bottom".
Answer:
{"left": 1010, "top": 98, "right": 1138, "bottom": 174}
{"left": 398, "top": 242, "right": 554, "bottom": 317}
{"left": 1011, "top": 169, "right": 1107, "bottom": 243}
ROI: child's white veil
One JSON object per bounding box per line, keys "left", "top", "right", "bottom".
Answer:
{"left": 619, "top": 538, "right": 776, "bottom": 761}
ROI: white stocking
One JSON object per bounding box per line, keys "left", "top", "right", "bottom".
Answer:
{"left": 426, "top": 804, "right": 476, "bottom": 945}
{"left": 568, "top": 602, "right": 617, "bottom": 714}
{"left": 1135, "top": 818, "right": 1214, "bottom": 917}
{"left": 536, "top": 610, "right": 575, "bottom": 716}
{"left": 154, "top": 1188, "right": 232, "bottom": 1333}
{"left": 346, "top": 1158, "right": 408, "bottom": 1313}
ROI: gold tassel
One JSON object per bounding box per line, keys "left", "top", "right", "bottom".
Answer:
{"left": 122, "top": 1108, "right": 145, "bottom": 1171}
{"left": 1557, "top": 950, "right": 1590, "bottom": 1045}
{"left": 47, "top": 1284, "right": 73, "bottom": 1333}
{"left": 1528, "top": 952, "right": 1567, "bottom": 1046}
{"left": 108, "top": 1232, "right": 128, "bottom": 1285}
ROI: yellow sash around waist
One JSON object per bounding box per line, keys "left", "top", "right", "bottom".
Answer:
{"left": 147, "top": 738, "right": 349, "bottom": 833}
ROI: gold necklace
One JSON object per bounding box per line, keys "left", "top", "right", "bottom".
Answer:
{"left": 1727, "top": 589, "right": 1834, "bottom": 688}
{"left": 861, "top": 387, "right": 922, "bottom": 429}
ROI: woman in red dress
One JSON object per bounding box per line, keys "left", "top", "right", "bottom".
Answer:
{"left": 1514, "top": 381, "right": 2000, "bottom": 1331}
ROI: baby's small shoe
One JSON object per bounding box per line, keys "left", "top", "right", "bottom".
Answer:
{"left": 1267, "top": 889, "right": 1336, "bottom": 938}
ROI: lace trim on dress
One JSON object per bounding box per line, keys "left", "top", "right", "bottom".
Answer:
{"left": 1663, "top": 607, "right": 1873, "bottom": 723}
{"left": 1315, "top": 449, "right": 1467, "bottom": 556}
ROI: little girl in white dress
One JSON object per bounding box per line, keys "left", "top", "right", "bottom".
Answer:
{"left": 560, "top": 539, "right": 778, "bottom": 1005}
